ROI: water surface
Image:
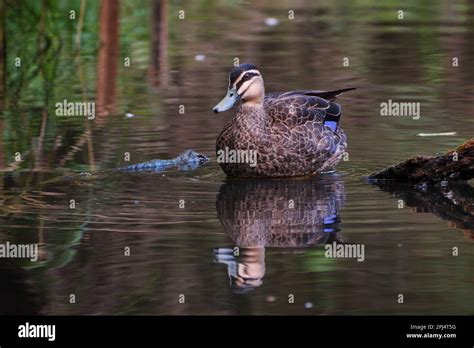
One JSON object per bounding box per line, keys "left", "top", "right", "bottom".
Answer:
{"left": 0, "top": 0, "right": 473, "bottom": 315}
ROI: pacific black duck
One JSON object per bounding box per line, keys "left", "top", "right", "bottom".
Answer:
{"left": 213, "top": 63, "right": 355, "bottom": 177}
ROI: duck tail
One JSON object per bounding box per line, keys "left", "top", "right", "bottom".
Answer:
{"left": 323, "top": 102, "right": 342, "bottom": 131}
{"left": 308, "top": 87, "right": 356, "bottom": 101}
{"left": 316, "top": 88, "right": 355, "bottom": 131}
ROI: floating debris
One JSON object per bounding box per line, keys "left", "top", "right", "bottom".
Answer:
{"left": 265, "top": 18, "right": 279, "bottom": 26}
{"left": 304, "top": 302, "right": 313, "bottom": 309}
{"left": 417, "top": 132, "right": 457, "bottom": 137}
{"left": 266, "top": 295, "right": 276, "bottom": 303}
{"left": 125, "top": 112, "right": 135, "bottom": 118}
{"left": 194, "top": 54, "right": 206, "bottom": 62}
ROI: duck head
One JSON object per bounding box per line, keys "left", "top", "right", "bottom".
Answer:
{"left": 213, "top": 64, "right": 265, "bottom": 113}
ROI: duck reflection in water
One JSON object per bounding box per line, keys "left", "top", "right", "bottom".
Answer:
{"left": 214, "top": 175, "right": 346, "bottom": 293}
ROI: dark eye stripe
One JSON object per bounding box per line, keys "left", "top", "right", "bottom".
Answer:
{"left": 235, "top": 72, "right": 259, "bottom": 91}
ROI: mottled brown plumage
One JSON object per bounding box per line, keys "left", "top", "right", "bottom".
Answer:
{"left": 213, "top": 64, "right": 355, "bottom": 177}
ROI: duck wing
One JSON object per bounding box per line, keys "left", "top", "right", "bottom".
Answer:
{"left": 263, "top": 91, "right": 348, "bottom": 170}
{"left": 266, "top": 88, "right": 355, "bottom": 102}
{"left": 264, "top": 94, "right": 330, "bottom": 126}
{"left": 264, "top": 88, "right": 355, "bottom": 128}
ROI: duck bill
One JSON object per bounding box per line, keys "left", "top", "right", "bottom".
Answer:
{"left": 213, "top": 88, "right": 240, "bottom": 113}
